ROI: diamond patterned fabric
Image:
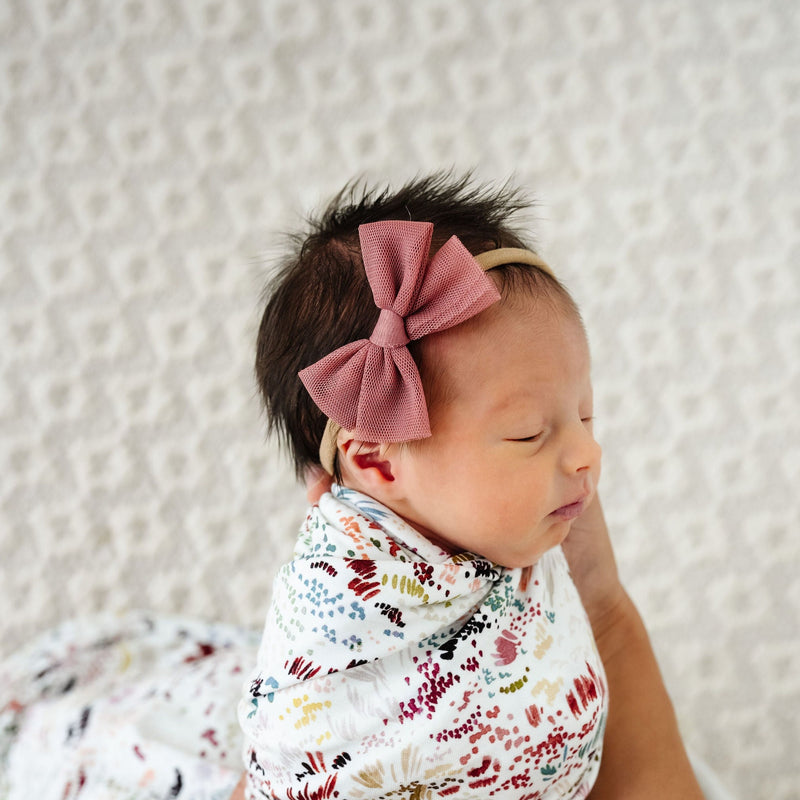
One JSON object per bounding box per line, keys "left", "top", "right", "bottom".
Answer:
{"left": 1, "top": 1, "right": 798, "bottom": 797}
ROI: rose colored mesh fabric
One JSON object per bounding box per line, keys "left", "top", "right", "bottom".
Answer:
{"left": 298, "top": 220, "right": 500, "bottom": 442}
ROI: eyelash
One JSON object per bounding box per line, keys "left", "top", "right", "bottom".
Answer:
{"left": 510, "top": 417, "right": 594, "bottom": 443}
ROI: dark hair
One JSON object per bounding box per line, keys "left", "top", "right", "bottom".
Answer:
{"left": 255, "top": 171, "right": 575, "bottom": 479}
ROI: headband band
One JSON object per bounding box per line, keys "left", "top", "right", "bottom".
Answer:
{"left": 317, "top": 246, "right": 553, "bottom": 476}
{"left": 474, "top": 247, "right": 553, "bottom": 274}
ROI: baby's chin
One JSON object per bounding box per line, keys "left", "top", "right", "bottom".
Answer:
{"left": 501, "top": 522, "right": 580, "bottom": 569}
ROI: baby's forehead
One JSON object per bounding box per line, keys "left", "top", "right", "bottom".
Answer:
{"left": 437, "top": 285, "right": 583, "bottom": 350}
{"left": 417, "top": 290, "right": 587, "bottom": 407}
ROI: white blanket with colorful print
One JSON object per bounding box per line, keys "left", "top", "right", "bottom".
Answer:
{"left": 239, "top": 485, "right": 607, "bottom": 800}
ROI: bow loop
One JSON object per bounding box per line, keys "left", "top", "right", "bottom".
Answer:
{"left": 299, "top": 220, "right": 500, "bottom": 443}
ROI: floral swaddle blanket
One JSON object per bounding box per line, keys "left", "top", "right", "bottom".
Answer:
{"left": 239, "top": 486, "right": 607, "bottom": 799}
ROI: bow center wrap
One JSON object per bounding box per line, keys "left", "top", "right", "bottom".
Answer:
{"left": 370, "top": 307, "right": 410, "bottom": 348}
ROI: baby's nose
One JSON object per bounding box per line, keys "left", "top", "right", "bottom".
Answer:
{"left": 562, "top": 426, "right": 602, "bottom": 475}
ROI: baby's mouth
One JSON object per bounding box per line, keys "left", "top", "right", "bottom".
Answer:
{"left": 549, "top": 494, "right": 589, "bottom": 521}
{"left": 550, "top": 502, "right": 584, "bottom": 521}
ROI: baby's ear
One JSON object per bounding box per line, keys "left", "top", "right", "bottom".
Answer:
{"left": 338, "top": 438, "right": 396, "bottom": 485}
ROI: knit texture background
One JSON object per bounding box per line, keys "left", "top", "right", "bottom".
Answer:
{"left": 1, "top": 1, "right": 798, "bottom": 797}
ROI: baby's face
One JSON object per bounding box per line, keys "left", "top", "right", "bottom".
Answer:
{"left": 390, "top": 294, "right": 601, "bottom": 568}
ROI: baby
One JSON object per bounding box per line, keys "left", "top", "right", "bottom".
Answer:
{"left": 238, "top": 174, "right": 607, "bottom": 799}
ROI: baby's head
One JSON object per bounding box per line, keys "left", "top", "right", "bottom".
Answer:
{"left": 256, "top": 173, "right": 600, "bottom": 567}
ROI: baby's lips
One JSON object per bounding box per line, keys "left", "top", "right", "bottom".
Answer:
{"left": 550, "top": 486, "right": 593, "bottom": 520}
{"left": 550, "top": 499, "right": 587, "bottom": 521}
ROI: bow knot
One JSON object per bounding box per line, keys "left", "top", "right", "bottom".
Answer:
{"left": 299, "top": 220, "right": 501, "bottom": 442}
{"left": 370, "top": 308, "right": 409, "bottom": 348}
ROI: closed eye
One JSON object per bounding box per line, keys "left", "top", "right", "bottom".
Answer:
{"left": 508, "top": 433, "right": 543, "bottom": 443}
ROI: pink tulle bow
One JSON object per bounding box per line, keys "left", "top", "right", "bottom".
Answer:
{"left": 298, "top": 220, "right": 501, "bottom": 442}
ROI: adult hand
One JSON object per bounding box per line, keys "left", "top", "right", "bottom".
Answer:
{"left": 305, "top": 466, "right": 333, "bottom": 504}
{"left": 560, "top": 495, "right": 626, "bottom": 634}
{"left": 228, "top": 773, "right": 246, "bottom": 800}
{"left": 563, "top": 497, "right": 704, "bottom": 799}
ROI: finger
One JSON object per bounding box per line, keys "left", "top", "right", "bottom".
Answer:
{"left": 305, "top": 466, "right": 333, "bottom": 504}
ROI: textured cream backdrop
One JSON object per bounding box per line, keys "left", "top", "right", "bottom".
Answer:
{"left": 2, "top": 0, "right": 798, "bottom": 797}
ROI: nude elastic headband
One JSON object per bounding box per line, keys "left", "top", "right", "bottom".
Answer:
{"left": 474, "top": 247, "right": 553, "bottom": 275}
